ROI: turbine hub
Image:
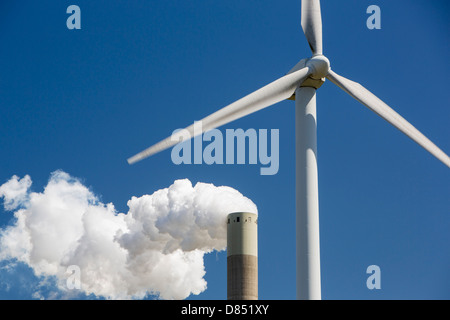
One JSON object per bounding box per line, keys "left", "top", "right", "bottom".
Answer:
{"left": 307, "top": 55, "right": 330, "bottom": 80}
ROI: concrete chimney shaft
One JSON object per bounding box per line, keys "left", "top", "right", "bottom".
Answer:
{"left": 227, "top": 212, "right": 258, "bottom": 300}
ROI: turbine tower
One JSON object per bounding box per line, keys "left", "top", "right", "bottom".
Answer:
{"left": 127, "top": 0, "right": 450, "bottom": 299}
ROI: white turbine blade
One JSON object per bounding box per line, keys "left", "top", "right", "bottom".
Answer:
{"left": 301, "top": 0, "right": 323, "bottom": 55}
{"left": 127, "top": 67, "right": 312, "bottom": 164}
{"left": 327, "top": 69, "right": 450, "bottom": 168}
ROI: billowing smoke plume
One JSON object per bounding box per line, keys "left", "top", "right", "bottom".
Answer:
{"left": 0, "top": 170, "right": 257, "bottom": 299}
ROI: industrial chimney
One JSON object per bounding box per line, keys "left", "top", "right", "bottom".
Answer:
{"left": 227, "top": 212, "right": 258, "bottom": 300}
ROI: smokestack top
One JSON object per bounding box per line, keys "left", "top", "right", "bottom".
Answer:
{"left": 227, "top": 212, "right": 258, "bottom": 257}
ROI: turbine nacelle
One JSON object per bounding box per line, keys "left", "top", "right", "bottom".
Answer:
{"left": 307, "top": 55, "right": 330, "bottom": 80}
{"left": 286, "top": 55, "right": 329, "bottom": 100}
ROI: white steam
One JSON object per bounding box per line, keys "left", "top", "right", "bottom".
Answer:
{"left": 0, "top": 171, "right": 257, "bottom": 299}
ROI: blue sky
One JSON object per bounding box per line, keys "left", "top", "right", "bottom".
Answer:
{"left": 0, "top": 0, "right": 449, "bottom": 300}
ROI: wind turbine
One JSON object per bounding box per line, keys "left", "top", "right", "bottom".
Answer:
{"left": 127, "top": 0, "right": 450, "bottom": 300}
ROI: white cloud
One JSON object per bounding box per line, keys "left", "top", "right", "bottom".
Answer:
{"left": 0, "top": 174, "right": 31, "bottom": 211}
{"left": 0, "top": 171, "right": 257, "bottom": 300}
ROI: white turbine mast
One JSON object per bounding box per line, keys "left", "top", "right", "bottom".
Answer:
{"left": 127, "top": 0, "right": 450, "bottom": 299}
